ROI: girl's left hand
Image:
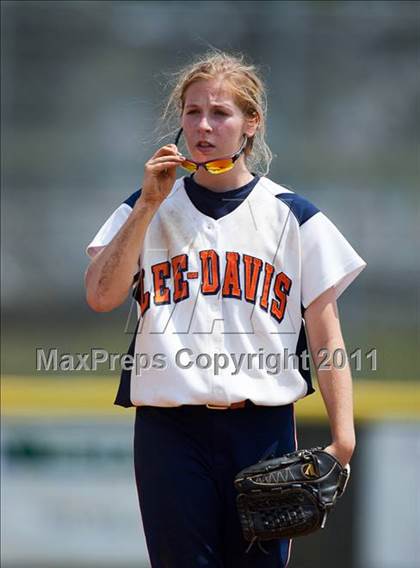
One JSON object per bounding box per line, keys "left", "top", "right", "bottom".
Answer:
{"left": 323, "top": 442, "right": 355, "bottom": 467}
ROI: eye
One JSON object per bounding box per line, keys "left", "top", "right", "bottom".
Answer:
{"left": 186, "top": 109, "right": 199, "bottom": 114}
{"left": 214, "top": 109, "right": 228, "bottom": 116}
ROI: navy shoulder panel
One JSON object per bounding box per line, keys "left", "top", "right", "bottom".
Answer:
{"left": 114, "top": 319, "right": 140, "bottom": 408}
{"left": 123, "top": 188, "right": 142, "bottom": 209}
{"left": 296, "top": 320, "right": 315, "bottom": 397}
{"left": 275, "top": 192, "right": 319, "bottom": 227}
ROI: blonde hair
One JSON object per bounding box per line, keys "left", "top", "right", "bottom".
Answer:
{"left": 159, "top": 50, "right": 273, "bottom": 176}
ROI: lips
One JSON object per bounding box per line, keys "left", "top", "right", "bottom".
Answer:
{"left": 196, "top": 141, "right": 215, "bottom": 148}
{"left": 196, "top": 141, "right": 216, "bottom": 156}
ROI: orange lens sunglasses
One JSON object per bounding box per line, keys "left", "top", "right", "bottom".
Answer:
{"left": 175, "top": 128, "right": 247, "bottom": 175}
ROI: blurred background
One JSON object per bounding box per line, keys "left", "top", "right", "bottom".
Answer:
{"left": 1, "top": 1, "right": 419, "bottom": 567}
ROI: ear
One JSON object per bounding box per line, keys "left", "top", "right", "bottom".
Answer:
{"left": 244, "top": 112, "right": 260, "bottom": 138}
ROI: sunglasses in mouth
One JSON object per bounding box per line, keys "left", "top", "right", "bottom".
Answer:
{"left": 175, "top": 128, "right": 247, "bottom": 175}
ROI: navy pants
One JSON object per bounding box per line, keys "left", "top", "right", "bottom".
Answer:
{"left": 133, "top": 402, "right": 297, "bottom": 568}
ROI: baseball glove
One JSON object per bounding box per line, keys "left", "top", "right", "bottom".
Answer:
{"left": 234, "top": 447, "right": 350, "bottom": 551}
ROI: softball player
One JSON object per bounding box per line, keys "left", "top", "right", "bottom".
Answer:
{"left": 85, "top": 51, "right": 366, "bottom": 567}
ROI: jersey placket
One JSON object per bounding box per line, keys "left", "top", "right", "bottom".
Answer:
{"left": 202, "top": 218, "right": 228, "bottom": 406}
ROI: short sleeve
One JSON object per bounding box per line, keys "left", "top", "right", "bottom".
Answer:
{"left": 85, "top": 189, "right": 141, "bottom": 258}
{"left": 300, "top": 211, "right": 367, "bottom": 309}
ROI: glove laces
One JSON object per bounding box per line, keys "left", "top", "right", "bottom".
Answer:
{"left": 245, "top": 536, "right": 270, "bottom": 555}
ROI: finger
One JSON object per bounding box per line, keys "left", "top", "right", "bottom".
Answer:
{"left": 149, "top": 155, "right": 185, "bottom": 165}
{"left": 146, "top": 158, "right": 186, "bottom": 171}
{"left": 152, "top": 144, "right": 182, "bottom": 159}
{"left": 146, "top": 161, "right": 182, "bottom": 174}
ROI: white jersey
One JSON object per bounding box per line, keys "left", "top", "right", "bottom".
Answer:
{"left": 86, "top": 176, "right": 367, "bottom": 408}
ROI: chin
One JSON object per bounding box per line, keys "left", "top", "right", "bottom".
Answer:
{"left": 194, "top": 149, "right": 217, "bottom": 160}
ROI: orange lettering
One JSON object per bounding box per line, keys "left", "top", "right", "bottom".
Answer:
{"left": 270, "top": 272, "right": 292, "bottom": 323}
{"left": 200, "top": 250, "right": 220, "bottom": 294}
{"left": 260, "top": 263, "right": 274, "bottom": 311}
{"left": 243, "top": 254, "right": 263, "bottom": 304}
{"left": 222, "top": 252, "right": 241, "bottom": 299}
{"left": 151, "top": 261, "right": 171, "bottom": 305}
{"left": 172, "top": 254, "right": 189, "bottom": 303}
{"left": 135, "top": 268, "right": 150, "bottom": 316}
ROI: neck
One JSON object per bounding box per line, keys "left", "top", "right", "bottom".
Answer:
{"left": 192, "top": 159, "right": 254, "bottom": 192}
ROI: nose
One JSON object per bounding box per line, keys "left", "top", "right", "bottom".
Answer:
{"left": 198, "top": 114, "right": 212, "bottom": 133}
